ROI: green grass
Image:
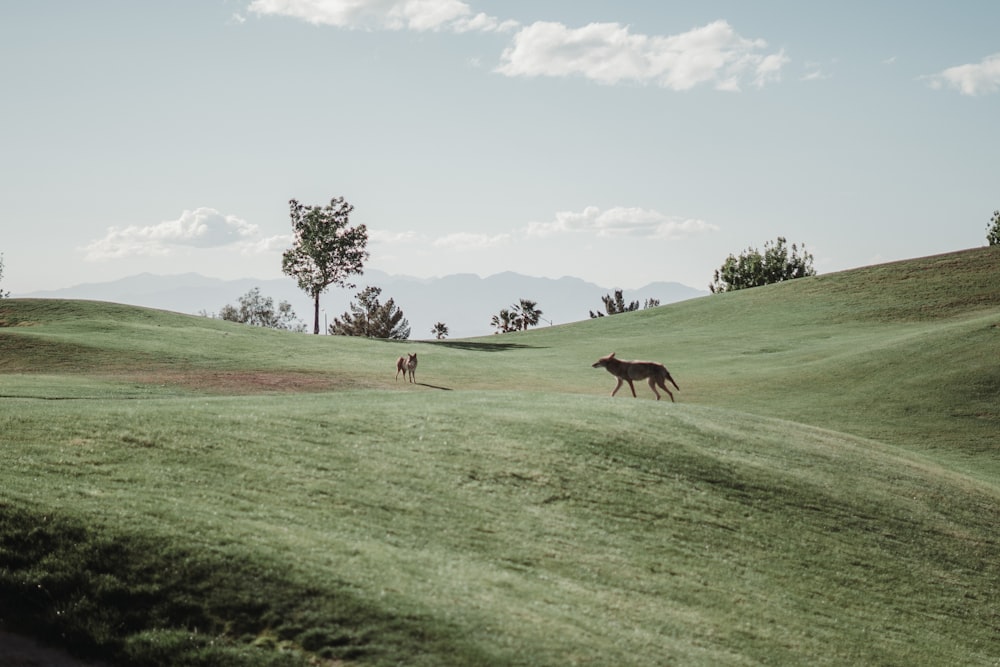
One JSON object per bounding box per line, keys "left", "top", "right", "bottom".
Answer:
{"left": 1, "top": 247, "right": 999, "bottom": 665}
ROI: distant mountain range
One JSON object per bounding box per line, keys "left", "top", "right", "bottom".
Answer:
{"left": 17, "top": 270, "right": 707, "bottom": 339}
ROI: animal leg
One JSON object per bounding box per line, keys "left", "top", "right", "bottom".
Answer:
{"left": 647, "top": 377, "right": 662, "bottom": 400}
{"left": 626, "top": 378, "right": 637, "bottom": 397}
{"left": 611, "top": 377, "right": 625, "bottom": 396}
{"left": 654, "top": 378, "right": 674, "bottom": 402}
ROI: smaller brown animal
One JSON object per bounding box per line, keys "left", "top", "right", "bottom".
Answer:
{"left": 396, "top": 353, "right": 418, "bottom": 383}
{"left": 592, "top": 352, "right": 679, "bottom": 402}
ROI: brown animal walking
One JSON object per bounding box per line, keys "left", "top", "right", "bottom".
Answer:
{"left": 396, "top": 353, "right": 417, "bottom": 383}
{"left": 592, "top": 352, "right": 679, "bottom": 402}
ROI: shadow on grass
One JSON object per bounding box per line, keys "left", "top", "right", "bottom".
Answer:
{"left": 426, "top": 340, "right": 543, "bottom": 352}
{"left": 0, "top": 505, "right": 491, "bottom": 666}
{"left": 416, "top": 383, "right": 452, "bottom": 391}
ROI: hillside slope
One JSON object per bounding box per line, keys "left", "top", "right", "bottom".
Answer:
{"left": 1, "top": 247, "right": 998, "bottom": 665}
{"left": 2, "top": 392, "right": 999, "bottom": 666}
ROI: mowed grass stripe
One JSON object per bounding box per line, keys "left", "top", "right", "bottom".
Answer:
{"left": 2, "top": 390, "right": 999, "bottom": 665}
{"left": 1, "top": 246, "right": 998, "bottom": 664}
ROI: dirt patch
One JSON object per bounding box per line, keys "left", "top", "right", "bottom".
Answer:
{"left": 124, "top": 369, "right": 358, "bottom": 395}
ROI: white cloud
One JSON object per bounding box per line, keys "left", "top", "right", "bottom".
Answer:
{"left": 496, "top": 20, "right": 788, "bottom": 90}
{"left": 525, "top": 206, "right": 718, "bottom": 240}
{"left": 248, "top": 4, "right": 784, "bottom": 91}
{"left": 370, "top": 229, "right": 423, "bottom": 244}
{"left": 247, "top": 0, "right": 515, "bottom": 33}
{"left": 924, "top": 53, "right": 1000, "bottom": 96}
{"left": 801, "top": 61, "right": 832, "bottom": 82}
{"left": 240, "top": 233, "right": 294, "bottom": 256}
{"left": 83, "top": 208, "right": 258, "bottom": 260}
{"left": 433, "top": 231, "right": 512, "bottom": 250}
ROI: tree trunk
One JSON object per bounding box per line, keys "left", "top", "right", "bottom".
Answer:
{"left": 313, "top": 293, "right": 321, "bottom": 335}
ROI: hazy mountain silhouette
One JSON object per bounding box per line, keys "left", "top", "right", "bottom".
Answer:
{"left": 18, "top": 271, "right": 707, "bottom": 339}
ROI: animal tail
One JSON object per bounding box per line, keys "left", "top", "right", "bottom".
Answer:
{"left": 665, "top": 370, "right": 679, "bottom": 391}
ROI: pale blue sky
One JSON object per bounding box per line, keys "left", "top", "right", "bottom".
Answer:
{"left": 3, "top": 1, "right": 998, "bottom": 295}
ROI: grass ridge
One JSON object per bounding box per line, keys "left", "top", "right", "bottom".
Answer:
{"left": 1, "top": 246, "right": 999, "bottom": 665}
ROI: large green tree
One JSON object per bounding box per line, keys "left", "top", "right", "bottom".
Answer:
{"left": 282, "top": 197, "right": 368, "bottom": 334}
{"left": 709, "top": 236, "right": 816, "bottom": 293}
{"left": 330, "top": 286, "right": 410, "bottom": 340}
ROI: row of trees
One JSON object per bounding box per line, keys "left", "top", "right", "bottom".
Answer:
{"left": 212, "top": 197, "right": 1000, "bottom": 339}
{"left": 268, "top": 196, "right": 821, "bottom": 337}
{"left": 3, "top": 199, "right": 999, "bottom": 314}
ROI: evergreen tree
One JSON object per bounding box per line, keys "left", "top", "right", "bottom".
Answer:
{"left": 330, "top": 286, "right": 410, "bottom": 340}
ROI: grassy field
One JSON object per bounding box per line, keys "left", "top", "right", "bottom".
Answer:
{"left": 1, "top": 247, "right": 998, "bottom": 665}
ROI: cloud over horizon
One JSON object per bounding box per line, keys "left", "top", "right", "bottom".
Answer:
{"left": 372, "top": 205, "right": 717, "bottom": 257}
{"left": 925, "top": 52, "right": 1000, "bottom": 95}
{"left": 82, "top": 208, "right": 260, "bottom": 260}
{"left": 526, "top": 206, "right": 718, "bottom": 240}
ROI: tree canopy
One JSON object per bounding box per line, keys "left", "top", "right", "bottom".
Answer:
{"left": 282, "top": 197, "right": 368, "bottom": 334}
{"left": 590, "top": 290, "right": 660, "bottom": 318}
{"left": 491, "top": 299, "right": 543, "bottom": 333}
{"left": 709, "top": 237, "right": 816, "bottom": 293}
{"left": 430, "top": 322, "right": 449, "bottom": 340}
{"left": 216, "top": 287, "right": 305, "bottom": 331}
{"left": 330, "top": 286, "right": 410, "bottom": 340}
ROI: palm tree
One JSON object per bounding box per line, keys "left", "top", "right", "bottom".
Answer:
{"left": 431, "top": 322, "right": 449, "bottom": 340}
{"left": 514, "top": 299, "right": 542, "bottom": 331}
{"left": 490, "top": 308, "right": 516, "bottom": 334}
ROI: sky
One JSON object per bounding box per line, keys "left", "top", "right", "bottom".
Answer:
{"left": 3, "top": 1, "right": 999, "bottom": 296}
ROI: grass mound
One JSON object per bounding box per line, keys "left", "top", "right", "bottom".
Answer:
{"left": 1, "top": 247, "right": 999, "bottom": 664}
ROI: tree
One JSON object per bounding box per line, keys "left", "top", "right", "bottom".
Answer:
{"left": 590, "top": 290, "right": 660, "bottom": 318}
{"left": 330, "top": 286, "right": 410, "bottom": 340}
{"left": 590, "top": 289, "right": 639, "bottom": 318}
{"left": 709, "top": 236, "right": 816, "bottom": 293}
{"left": 431, "top": 322, "right": 449, "bottom": 340}
{"left": 0, "top": 254, "right": 9, "bottom": 299}
{"left": 987, "top": 210, "right": 1000, "bottom": 246}
{"left": 491, "top": 308, "right": 516, "bottom": 334}
{"left": 215, "top": 287, "right": 305, "bottom": 331}
{"left": 513, "top": 299, "right": 542, "bottom": 331}
{"left": 491, "top": 299, "right": 543, "bottom": 333}
{"left": 282, "top": 197, "right": 368, "bottom": 334}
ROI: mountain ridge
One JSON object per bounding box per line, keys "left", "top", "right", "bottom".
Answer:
{"left": 17, "top": 270, "right": 707, "bottom": 339}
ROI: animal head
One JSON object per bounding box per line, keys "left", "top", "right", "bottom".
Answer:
{"left": 592, "top": 352, "right": 616, "bottom": 368}
{"left": 408, "top": 353, "right": 417, "bottom": 362}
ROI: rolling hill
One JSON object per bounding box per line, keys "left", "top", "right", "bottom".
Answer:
{"left": 0, "top": 247, "right": 998, "bottom": 666}
{"left": 17, "top": 269, "right": 706, "bottom": 339}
